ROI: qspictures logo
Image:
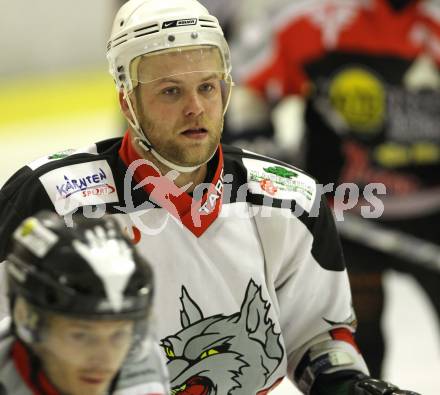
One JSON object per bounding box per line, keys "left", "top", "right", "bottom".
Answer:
{"left": 57, "top": 158, "right": 387, "bottom": 232}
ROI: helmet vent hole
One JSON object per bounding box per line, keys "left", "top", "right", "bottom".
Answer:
{"left": 134, "top": 23, "right": 158, "bottom": 32}
{"left": 199, "top": 17, "right": 217, "bottom": 29}
{"left": 134, "top": 24, "right": 160, "bottom": 39}
{"left": 114, "top": 32, "right": 128, "bottom": 41}
{"left": 113, "top": 40, "right": 127, "bottom": 48}
{"left": 120, "top": 20, "right": 124, "bottom": 27}
{"left": 168, "top": 35, "right": 175, "bottom": 42}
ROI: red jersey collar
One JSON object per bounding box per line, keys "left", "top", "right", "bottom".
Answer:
{"left": 12, "top": 340, "right": 61, "bottom": 395}
{"left": 118, "top": 132, "right": 224, "bottom": 237}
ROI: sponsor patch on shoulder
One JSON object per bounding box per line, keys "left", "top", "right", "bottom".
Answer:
{"left": 28, "top": 144, "right": 98, "bottom": 171}
{"left": 39, "top": 160, "right": 118, "bottom": 215}
{"left": 242, "top": 158, "right": 317, "bottom": 212}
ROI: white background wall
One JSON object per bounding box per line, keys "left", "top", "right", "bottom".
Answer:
{"left": 0, "top": 0, "right": 119, "bottom": 78}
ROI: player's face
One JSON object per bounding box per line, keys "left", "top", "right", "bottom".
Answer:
{"left": 131, "top": 47, "right": 225, "bottom": 167}
{"left": 36, "top": 315, "right": 134, "bottom": 395}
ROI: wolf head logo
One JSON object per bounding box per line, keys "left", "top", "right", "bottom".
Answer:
{"left": 161, "top": 279, "right": 284, "bottom": 395}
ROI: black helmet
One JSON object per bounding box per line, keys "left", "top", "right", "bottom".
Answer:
{"left": 6, "top": 211, "right": 153, "bottom": 323}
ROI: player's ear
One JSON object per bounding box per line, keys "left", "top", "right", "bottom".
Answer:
{"left": 119, "top": 90, "right": 131, "bottom": 118}
{"left": 119, "top": 90, "right": 139, "bottom": 127}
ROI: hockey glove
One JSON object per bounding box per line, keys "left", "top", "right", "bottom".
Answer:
{"left": 311, "top": 372, "right": 420, "bottom": 395}
{"left": 349, "top": 375, "right": 421, "bottom": 395}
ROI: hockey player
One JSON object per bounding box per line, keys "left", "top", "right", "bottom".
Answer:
{"left": 0, "top": 211, "right": 168, "bottom": 395}
{"left": 227, "top": 0, "right": 440, "bottom": 380}
{"left": 0, "top": 0, "right": 420, "bottom": 393}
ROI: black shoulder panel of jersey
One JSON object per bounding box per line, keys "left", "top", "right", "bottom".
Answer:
{"left": 222, "top": 144, "right": 345, "bottom": 272}
{"left": 0, "top": 137, "right": 123, "bottom": 261}
{"left": 301, "top": 196, "right": 345, "bottom": 272}
{"left": 0, "top": 164, "right": 56, "bottom": 261}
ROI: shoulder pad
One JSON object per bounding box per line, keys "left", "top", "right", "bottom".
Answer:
{"left": 38, "top": 159, "right": 118, "bottom": 215}
{"left": 241, "top": 152, "right": 317, "bottom": 213}
{"left": 27, "top": 144, "right": 98, "bottom": 171}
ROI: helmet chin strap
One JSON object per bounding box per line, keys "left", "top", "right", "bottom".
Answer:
{"left": 123, "top": 87, "right": 216, "bottom": 174}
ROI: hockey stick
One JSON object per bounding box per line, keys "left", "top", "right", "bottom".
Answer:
{"left": 336, "top": 212, "right": 440, "bottom": 273}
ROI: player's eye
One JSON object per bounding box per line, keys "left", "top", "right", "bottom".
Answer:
{"left": 199, "top": 82, "right": 216, "bottom": 93}
{"left": 111, "top": 329, "right": 132, "bottom": 344}
{"left": 68, "top": 331, "right": 92, "bottom": 344}
{"left": 161, "top": 86, "right": 181, "bottom": 96}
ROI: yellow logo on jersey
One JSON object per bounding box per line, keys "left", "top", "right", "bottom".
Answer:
{"left": 329, "top": 68, "right": 385, "bottom": 133}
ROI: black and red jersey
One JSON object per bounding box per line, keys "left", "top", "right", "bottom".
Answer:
{"left": 236, "top": 0, "right": 440, "bottom": 219}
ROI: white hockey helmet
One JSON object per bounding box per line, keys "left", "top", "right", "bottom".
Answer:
{"left": 106, "top": 0, "right": 233, "bottom": 173}
{"left": 107, "top": 0, "right": 232, "bottom": 92}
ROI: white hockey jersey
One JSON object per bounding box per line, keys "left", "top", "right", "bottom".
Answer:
{"left": 0, "top": 133, "right": 368, "bottom": 394}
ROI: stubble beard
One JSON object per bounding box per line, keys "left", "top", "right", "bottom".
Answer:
{"left": 140, "top": 115, "right": 223, "bottom": 168}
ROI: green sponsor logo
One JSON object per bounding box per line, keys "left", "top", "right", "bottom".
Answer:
{"left": 250, "top": 166, "right": 312, "bottom": 201}
{"left": 48, "top": 149, "right": 75, "bottom": 160}
{"left": 263, "top": 166, "right": 298, "bottom": 179}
